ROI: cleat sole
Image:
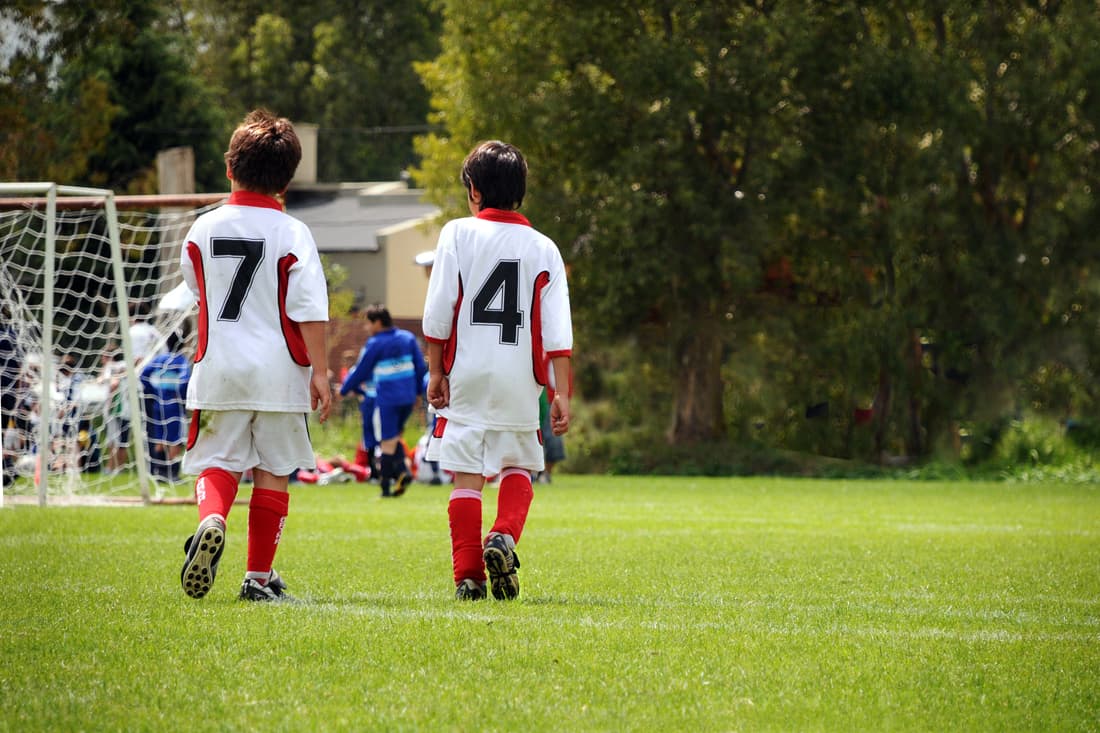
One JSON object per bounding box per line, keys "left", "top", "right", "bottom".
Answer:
{"left": 180, "top": 523, "right": 225, "bottom": 599}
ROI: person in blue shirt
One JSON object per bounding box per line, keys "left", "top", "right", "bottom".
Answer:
{"left": 140, "top": 328, "right": 191, "bottom": 481}
{"left": 340, "top": 304, "right": 426, "bottom": 497}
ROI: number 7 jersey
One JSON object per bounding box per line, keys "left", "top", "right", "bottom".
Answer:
{"left": 422, "top": 208, "right": 573, "bottom": 431}
{"left": 179, "top": 191, "right": 329, "bottom": 412}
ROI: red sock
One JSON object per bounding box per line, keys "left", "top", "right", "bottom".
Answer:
{"left": 195, "top": 468, "right": 239, "bottom": 523}
{"left": 449, "top": 489, "right": 485, "bottom": 585}
{"left": 246, "top": 488, "right": 290, "bottom": 579}
{"left": 354, "top": 443, "right": 370, "bottom": 467}
{"left": 490, "top": 468, "right": 534, "bottom": 543}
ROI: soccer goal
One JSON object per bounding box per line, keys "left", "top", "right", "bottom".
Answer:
{"left": 0, "top": 183, "right": 225, "bottom": 506}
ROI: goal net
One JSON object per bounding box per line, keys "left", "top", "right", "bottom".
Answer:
{"left": 0, "top": 183, "right": 224, "bottom": 506}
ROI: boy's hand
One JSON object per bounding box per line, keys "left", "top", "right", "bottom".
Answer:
{"left": 311, "top": 372, "right": 332, "bottom": 423}
{"left": 550, "top": 393, "right": 570, "bottom": 435}
{"left": 427, "top": 373, "right": 449, "bottom": 409}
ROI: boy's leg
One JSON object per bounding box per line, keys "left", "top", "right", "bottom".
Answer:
{"left": 377, "top": 403, "right": 414, "bottom": 497}
{"left": 489, "top": 467, "right": 535, "bottom": 543}
{"left": 182, "top": 466, "right": 240, "bottom": 599}
{"left": 195, "top": 467, "right": 241, "bottom": 523}
{"left": 242, "top": 469, "right": 291, "bottom": 600}
{"left": 449, "top": 476, "right": 487, "bottom": 594}
{"left": 481, "top": 430, "right": 543, "bottom": 601}
{"left": 239, "top": 411, "right": 315, "bottom": 600}
{"left": 484, "top": 468, "right": 532, "bottom": 601}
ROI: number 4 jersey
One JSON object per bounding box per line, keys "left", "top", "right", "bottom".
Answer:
{"left": 179, "top": 191, "right": 329, "bottom": 412}
{"left": 422, "top": 208, "right": 573, "bottom": 431}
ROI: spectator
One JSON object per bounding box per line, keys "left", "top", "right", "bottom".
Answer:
{"left": 0, "top": 311, "right": 21, "bottom": 485}
{"left": 97, "top": 344, "right": 130, "bottom": 475}
{"left": 140, "top": 328, "right": 191, "bottom": 481}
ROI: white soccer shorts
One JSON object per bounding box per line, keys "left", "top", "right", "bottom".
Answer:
{"left": 182, "top": 410, "right": 317, "bottom": 477}
{"left": 425, "top": 418, "right": 545, "bottom": 477}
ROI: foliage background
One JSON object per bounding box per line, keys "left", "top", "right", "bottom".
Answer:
{"left": 3, "top": 1, "right": 1099, "bottom": 473}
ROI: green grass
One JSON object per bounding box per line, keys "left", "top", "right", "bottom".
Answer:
{"left": 1, "top": 477, "right": 1097, "bottom": 731}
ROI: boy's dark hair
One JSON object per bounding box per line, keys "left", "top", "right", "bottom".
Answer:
{"left": 224, "top": 109, "right": 302, "bottom": 195}
{"left": 461, "top": 140, "right": 527, "bottom": 211}
{"left": 365, "top": 303, "right": 393, "bottom": 328}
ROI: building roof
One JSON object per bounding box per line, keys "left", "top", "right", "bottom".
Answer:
{"left": 285, "top": 184, "right": 439, "bottom": 254}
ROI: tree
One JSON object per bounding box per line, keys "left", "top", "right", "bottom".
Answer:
{"left": 417, "top": 3, "right": 816, "bottom": 444}
{"left": 0, "top": 3, "right": 117, "bottom": 183}
{"left": 0, "top": 1, "right": 227, "bottom": 191}
{"left": 416, "top": 1, "right": 1100, "bottom": 460}
{"left": 182, "top": 0, "right": 440, "bottom": 181}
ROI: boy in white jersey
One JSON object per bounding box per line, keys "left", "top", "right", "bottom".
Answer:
{"left": 423, "top": 140, "right": 573, "bottom": 601}
{"left": 178, "top": 109, "right": 332, "bottom": 602}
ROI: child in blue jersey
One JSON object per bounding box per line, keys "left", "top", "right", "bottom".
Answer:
{"left": 340, "top": 304, "right": 426, "bottom": 497}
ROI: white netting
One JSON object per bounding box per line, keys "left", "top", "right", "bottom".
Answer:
{"left": 0, "top": 185, "right": 222, "bottom": 503}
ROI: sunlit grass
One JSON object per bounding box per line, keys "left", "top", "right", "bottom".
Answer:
{"left": 1, "top": 477, "right": 1097, "bottom": 731}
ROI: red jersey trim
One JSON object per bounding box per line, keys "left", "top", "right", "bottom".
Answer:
{"left": 546, "top": 349, "right": 572, "bottom": 358}
{"left": 424, "top": 336, "right": 449, "bottom": 345}
{"left": 186, "top": 408, "right": 201, "bottom": 450}
{"left": 530, "top": 270, "right": 550, "bottom": 386}
{"left": 442, "top": 277, "right": 463, "bottom": 375}
{"left": 278, "top": 253, "right": 311, "bottom": 366}
{"left": 476, "top": 208, "right": 531, "bottom": 227}
{"left": 228, "top": 191, "right": 283, "bottom": 211}
{"left": 186, "top": 242, "right": 209, "bottom": 363}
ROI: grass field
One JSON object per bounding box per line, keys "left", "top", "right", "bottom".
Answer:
{"left": 1, "top": 476, "right": 1097, "bottom": 731}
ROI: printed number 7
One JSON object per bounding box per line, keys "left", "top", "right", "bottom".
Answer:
{"left": 211, "top": 237, "right": 265, "bottom": 321}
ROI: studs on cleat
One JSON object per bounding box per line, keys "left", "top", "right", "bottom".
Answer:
{"left": 180, "top": 517, "right": 226, "bottom": 599}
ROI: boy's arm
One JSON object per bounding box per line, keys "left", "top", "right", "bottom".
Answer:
{"left": 426, "top": 340, "right": 449, "bottom": 410}
{"left": 299, "top": 320, "right": 332, "bottom": 423}
{"left": 549, "top": 355, "right": 571, "bottom": 435}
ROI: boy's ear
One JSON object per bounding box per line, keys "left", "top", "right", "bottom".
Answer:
{"left": 467, "top": 185, "right": 481, "bottom": 205}
{"left": 225, "top": 165, "right": 233, "bottom": 181}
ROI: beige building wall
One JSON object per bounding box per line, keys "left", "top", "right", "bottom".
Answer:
{"left": 377, "top": 214, "right": 442, "bottom": 320}
{"left": 335, "top": 251, "right": 387, "bottom": 309}
{"left": 292, "top": 124, "right": 319, "bottom": 185}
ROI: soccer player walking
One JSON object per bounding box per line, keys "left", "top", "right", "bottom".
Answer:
{"left": 423, "top": 140, "right": 573, "bottom": 601}
{"left": 339, "top": 304, "right": 426, "bottom": 497}
{"left": 178, "top": 109, "right": 331, "bottom": 602}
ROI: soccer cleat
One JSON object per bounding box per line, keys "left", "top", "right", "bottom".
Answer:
{"left": 392, "top": 470, "right": 412, "bottom": 497}
{"left": 180, "top": 515, "right": 226, "bottom": 599}
{"left": 483, "top": 534, "right": 521, "bottom": 600}
{"left": 455, "top": 578, "right": 486, "bottom": 601}
{"left": 239, "top": 569, "right": 290, "bottom": 602}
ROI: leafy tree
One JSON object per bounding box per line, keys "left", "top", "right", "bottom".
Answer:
{"left": 416, "top": 1, "right": 1100, "bottom": 460}
{"left": 182, "top": 0, "right": 440, "bottom": 181}
{"left": 0, "top": 3, "right": 117, "bottom": 183}
{"left": 0, "top": 1, "right": 227, "bottom": 192}
{"left": 416, "top": 3, "right": 815, "bottom": 444}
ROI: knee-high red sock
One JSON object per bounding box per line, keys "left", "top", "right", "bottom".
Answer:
{"left": 195, "top": 468, "right": 239, "bottom": 523}
{"left": 490, "top": 468, "right": 534, "bottom": 543}
{"left": 449, "top": 488, "right": 485, "bottom": 585}
{"left": 246, "top": 488, "right": 290, "bottom": 579}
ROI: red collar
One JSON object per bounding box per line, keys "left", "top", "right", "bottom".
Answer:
{"left": 476, "top": 208, "right": 530, "bottom": 227}
{"left": 228, "top": 191, "right": 284, "bottom": 211}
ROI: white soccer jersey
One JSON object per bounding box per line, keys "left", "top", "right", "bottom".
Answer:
{"left": 422, "top": 209, "right": 572, "bottom": 430}
{"left": 180, "top": 191, "right": 329, "bottom": 412}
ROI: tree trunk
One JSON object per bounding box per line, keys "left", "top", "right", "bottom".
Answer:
{"left": 667, "top": 329, "right": 725, "bottom": 444}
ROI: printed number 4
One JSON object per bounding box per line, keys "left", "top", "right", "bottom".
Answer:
{"left": 471, "top": 260, "right": 523, "bottom": 344}
{"left": 211, "top": 237, "right": 264, "bottom": 321}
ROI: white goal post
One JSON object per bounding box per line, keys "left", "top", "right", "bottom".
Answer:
{"left": 0, "top": 183, "right": 225, "bottom": 506}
